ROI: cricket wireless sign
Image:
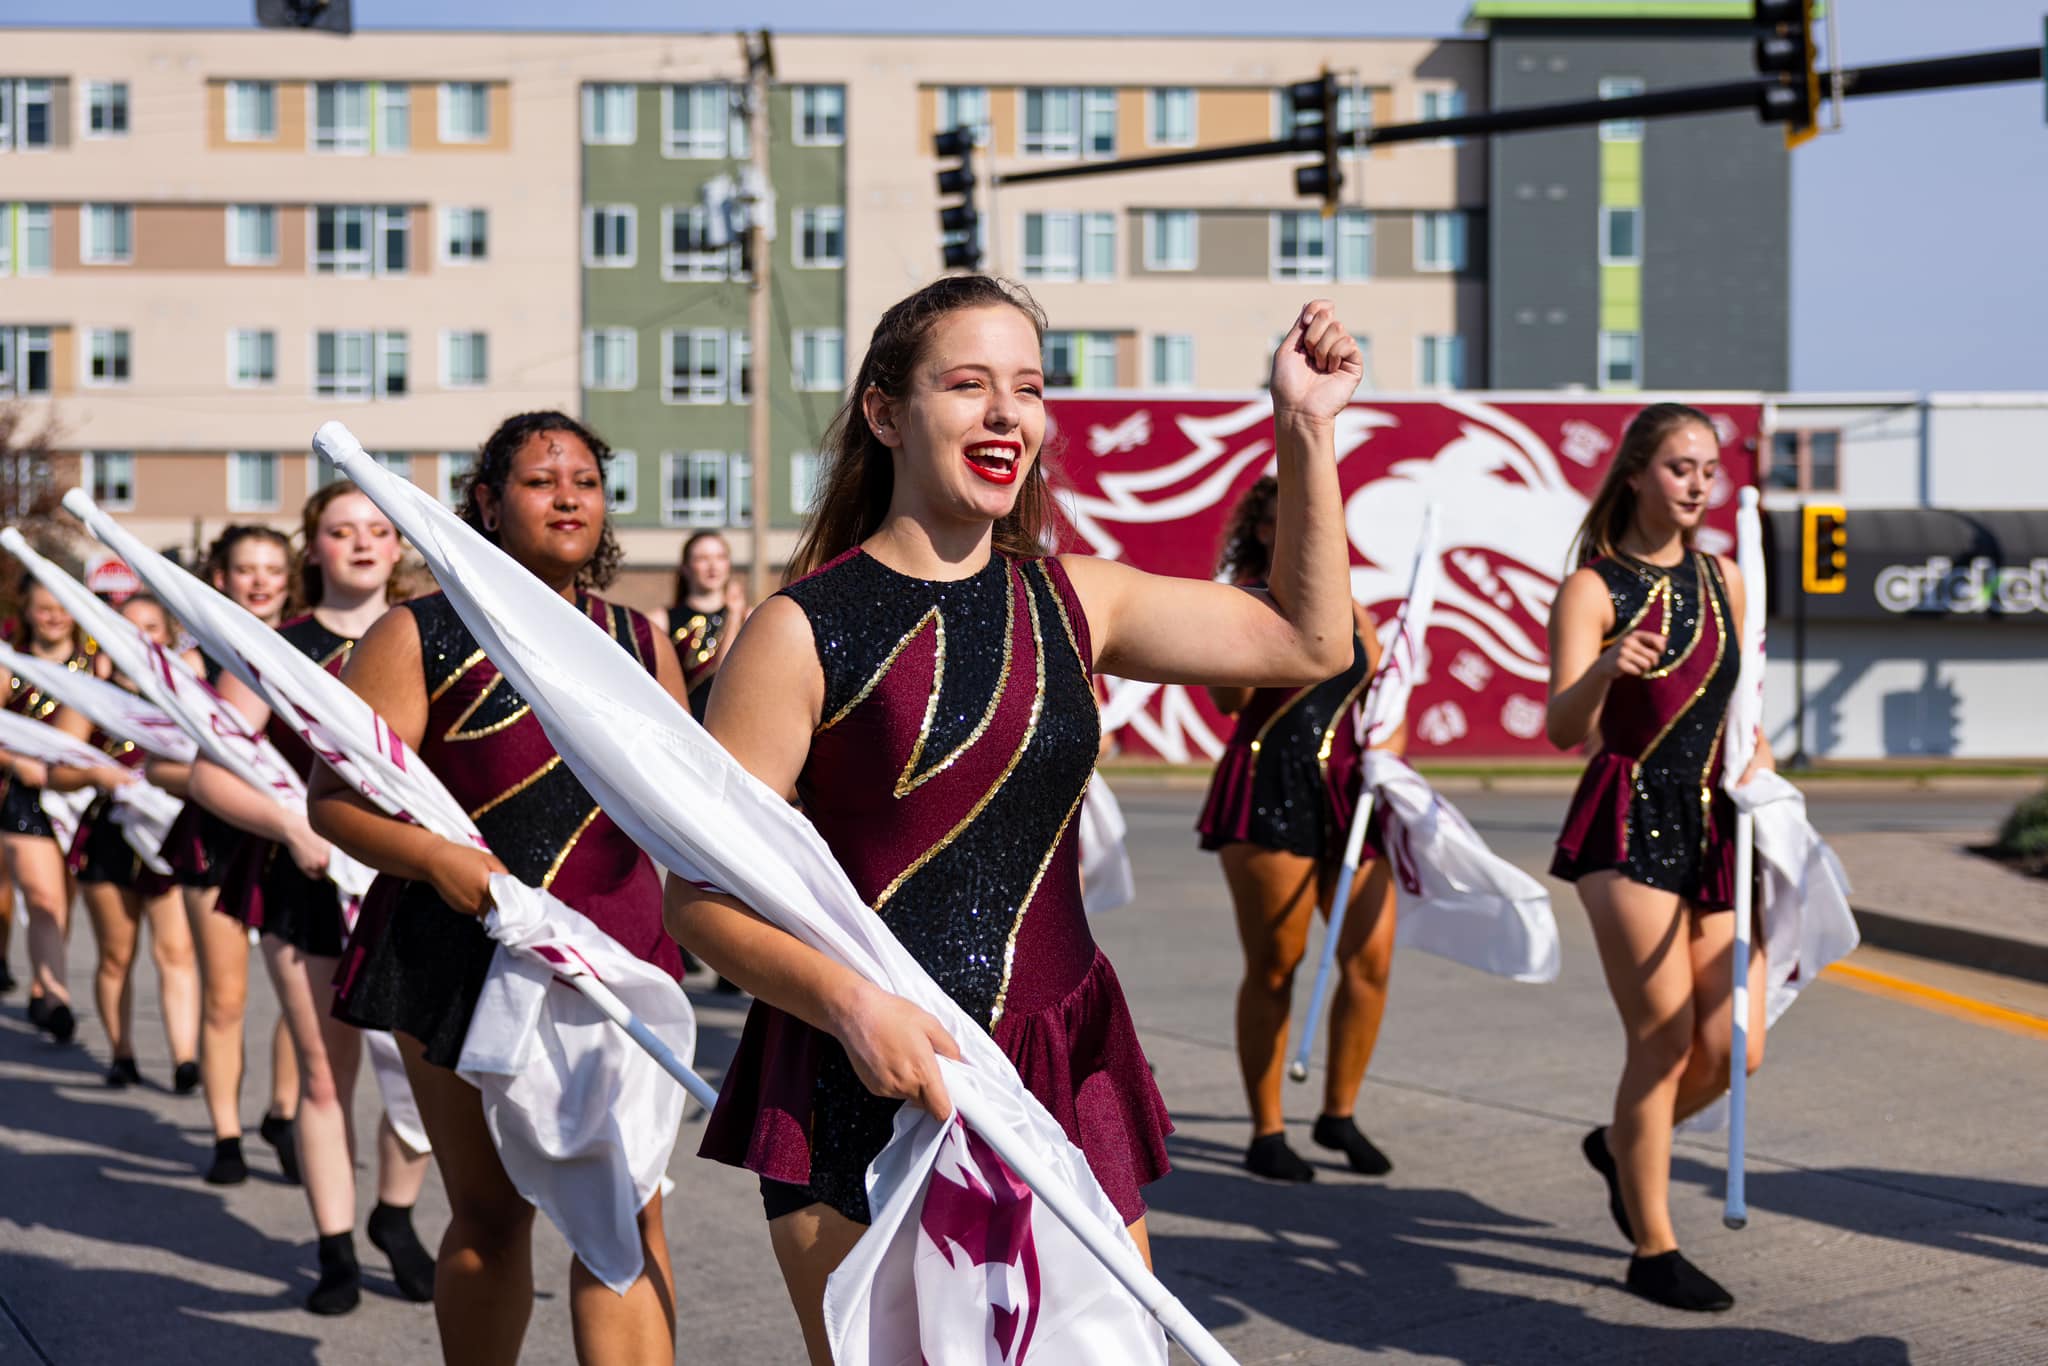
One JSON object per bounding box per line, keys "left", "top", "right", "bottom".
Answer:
{"left": 1875, "top": 556, "right": 2048, "bottom": 615}
{"left": 1046, "top": 396, "right": 1762, "bottom": 761}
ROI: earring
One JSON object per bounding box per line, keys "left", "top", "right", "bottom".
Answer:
{"left": 483, "top": 517, "right": 498, "bottom": 532}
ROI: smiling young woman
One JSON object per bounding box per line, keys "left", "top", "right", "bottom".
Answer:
{"left": 1546, "top": 402, "right": 1773, "bottom": 1314}
{"left": 670, "top": 274, "right": 1362, "bottom": 1365}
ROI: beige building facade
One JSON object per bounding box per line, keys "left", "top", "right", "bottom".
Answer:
{"left": 1, "top": 27, "right": 1484, "bottom": 604}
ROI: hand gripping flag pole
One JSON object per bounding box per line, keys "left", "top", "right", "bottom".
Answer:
{"left": 316, "top": 422, "right": 1235, "bottom": 1366}
{"left": 1720, "top": 487, "right": 1767, "bottom": 1230}
{"left": 1289, "top": 506, "right": 1441, "bottom": 1084}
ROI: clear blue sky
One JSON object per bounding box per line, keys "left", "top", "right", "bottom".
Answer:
{"left": 11, "top": 0, "right": 2046, "bottom": 392}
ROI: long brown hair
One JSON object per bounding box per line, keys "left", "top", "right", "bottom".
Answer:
{"left": 204, "top": 524, "right": 295, "bottom": 614}
{"left": 457, "top": 411, "right": 622, "bottom": 591}
{"left": 1216, "top": 476, "right": 1279, "bottom": 585}
{"left": 297, "top": 480, "right": 401, "bottom": 608}
{"left": 1567, "top": 402, "right": 1718, "bottom": 569}
{"left": 783, "top": 275, "right": 1055, "bottom": 584}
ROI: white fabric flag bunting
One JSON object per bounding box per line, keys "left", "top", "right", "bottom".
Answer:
{"left": 1349, "top": 511, "right": 1561, "bottom": 983}
{"left": 66, "top": 489, "right": 699, "bottom": 1292}
{"left": 319, "top": 422, "right": 1231, "bottom": 1365}
{"left": 0, "top": 708, "right": 134, "bottom": 854}
{"left": 1077, "top": 778, "right": 1135, "bottom": 917}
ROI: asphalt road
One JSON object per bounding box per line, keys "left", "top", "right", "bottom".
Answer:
{"left": 2, "top": 783, "right": 2044, "bottom": 1364}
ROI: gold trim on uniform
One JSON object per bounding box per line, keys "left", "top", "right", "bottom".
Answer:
{"left": 469, "top": 754, "right": 563, "bottom": 821}
{"left": 988, "top": 777, "right": 1089, "bottom": 1027}
{"left": 541, "top": 806, "right": 603, "bottom": 890}
{"left": 820, "top": 606, "right": 941, "bottom": 732}
{"left": 896, "top": 567, "right": 1016, "bottom": 799}
{"left": 443, "top": 673, "right": 532, "bottom": 742}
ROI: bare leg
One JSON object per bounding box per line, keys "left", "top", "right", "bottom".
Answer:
{"left": 568, "top": 1190, "right": 677, "bottom": 1366}
{"left": 1219, "top": 843, "right": 1319, "bottom": 1139}
{"left": 81, "top": 882, "right": 140, "bottom": 1064}
{"left": 10, "top": 834, "right": 73, "bottom": 1007}
{"left": 270, "top": 1014, "right": 299, "bottom": 1119}
{"left": 1321, "top": 855, "right": 1398, "bottom": 1120}
{"left": 1579, "top": 871, "right": 1697, "bottom": 1257}
{"left": 399, "top": 1032, "right": 536, "bottom": 1365}
{"left": 263, "top": 938, "right": 359, "bottom": 1235}
{"left": 374, "top": 1112, "right": 432, "bottom": 1203}
{"left": 142, "top": 884, "right": 199, "bottom": 1066}
{"left": 187, "top": 888, "right": 249, "bottom": 1141}
{"left": 1674, "top": 910, "right": 1770, "bottom": 1123}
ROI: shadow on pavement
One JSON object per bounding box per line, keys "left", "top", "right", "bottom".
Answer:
{"left": 1147, "top": 1129, "right": 1913, "bottom": 1364}
{"left": 0, "top": 1251, "right": 324, "bottom": 1364}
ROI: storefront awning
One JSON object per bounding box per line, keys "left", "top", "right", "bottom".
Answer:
{"left": 1764, "top": 507, "right": 2048, "bottom": 623}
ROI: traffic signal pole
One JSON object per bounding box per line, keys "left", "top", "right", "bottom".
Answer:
{"left": 992, "top": 46, "right": 2044, "bottom": 189}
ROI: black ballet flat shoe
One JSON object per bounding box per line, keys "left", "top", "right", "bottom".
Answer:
{"left": 1312, "top": 1114, "right": 1393, "bottom": 1176}
{"left": 105, "top": 1056, "right": 142, "bottom": 1088}
{"left": 1626, "top": 1249, "right": 1734, "bottom": 1312}
{"left": 306, "top": 1232, "right": 361, "bottom": 1316}
{"left": 46, "top": 1003, "right": 76, "bottom": 1043}
{"left": 26, "top": 994, "right": 50, "bottom": 1029}
{"left": 259, "top": 1111, "right": 302, "bottom": 1186}
{"left": 367, "top": 1203, "right": 436, "bottom": 1303}
{"left": 173, "top": 1060, "right": 201, "bottom": 1095}
{"left": 1583, "top": 1126, "right": 1635, "bottom": 1245}
{"left": 205, "top": 1137, "right": 249, "bottom": 1186}
{"left": 1244, "top": 1132, "right": 1316, "bottom": 1183}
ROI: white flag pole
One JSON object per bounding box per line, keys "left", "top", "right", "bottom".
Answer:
{"left": 1288, "top": 506, "right": 1439, "bottom": 1085}
{"left": 1723, "top": 487, "right": 1767, "bottom": 1230}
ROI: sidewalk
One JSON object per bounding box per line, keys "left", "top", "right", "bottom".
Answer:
{"left": 1829, "top": 830, "right": 2048, "bottom": 984}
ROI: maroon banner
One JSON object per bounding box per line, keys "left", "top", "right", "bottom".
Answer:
{"left": 1048, "top": 395, "right": 1761, "bottom": 759}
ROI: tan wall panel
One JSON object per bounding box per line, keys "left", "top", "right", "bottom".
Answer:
{"left": 916, "top": 88, "right": 935, "bottom": 154}
{"left": 206, "top": 81, "right": 228, "bottom": 150}
{"left": 1117, "top": 88, "right": 1145, "bottom": 154}
{"left": 279, "top": 452, "right": 311, "bottom": 513}
{"left": 409, "top": 205, "right": 433, "bottom": 273}
{"left": 277, "top": 80, "right": 308, "bottom": 152}
{"left": 49, "top": 327, "right": 75, "bottom": 397}
{"left": 1199, "top": 89, "right": 1271, "bottom": 148}
{"left": 276, "top": 205, "right": 309, "bottom": 273}
{"left": 50, "top": 205, "right": 81, "bottom": 272}
{"left": 1192, "top": 211, "right": 1269, "bottom": 280}
{"left": 989, "top": 87, "right": 1016, "bottom": 158}
{"left": 486, "top": 84, "right": 511, "bottom": 151}
{"left": 413, "top": 82, "right": 442, "bottom": 151}
{"left": 134, "top": 205, "right": 227, "bottom": 272}
{"left": 138, "top": 453, "right": 231, "bottom": 520}
{"left": 1376, "top": 211, "right": 1416, "bottom": 278}
{"left": 1115, "top": 332, "right": 1138, "bottom": 389}
{"left": 50, "top": 79, "right": 72, "bottom": 149}
{"left": 1373, "top": 89, "right": 1395, "bottom": 160}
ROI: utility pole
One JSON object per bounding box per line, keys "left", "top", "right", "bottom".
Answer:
{"left": 742, "top": 29, "right": 775, "bottom": 603}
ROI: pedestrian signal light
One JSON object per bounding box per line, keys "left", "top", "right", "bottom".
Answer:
{"left": 1288, "top": 74, "right": 1344, "bottom": 214}
{"left": 1753, "top": 0, "right": 1821, "bottom": 147}
{"left": 1802, "top": 504, "right": 1847, "bottom": 594}
{"left": 934, "top": 126, "right": 982, "bottom": 272}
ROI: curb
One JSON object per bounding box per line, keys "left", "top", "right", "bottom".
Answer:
{"left": 1850, "top": 907, "right": 2048, "bottom": 988}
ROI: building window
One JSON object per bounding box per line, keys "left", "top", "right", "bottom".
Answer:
{"left": 1020, "top": 88, "right": 1079, "bottom": 158}
{"left": 85, "top": 82, "right": 129, "bottom": 138}
{"left": 1420, "top": 87, "right": 1466, "bottom": 144}
{"left": 0, "top": 326, "right": 53, "bottom": 396}
{"left": 793, "top": 85, "right": 845, "bottom": 146}
{"left": 1043, "top": 331, "right": 1118, "bottom": 390}
{"left": 312, "top": 81, "right": 371, "bottom": 154}
{"left": 583, "top": 328, "right": 637, "bottom": 391}
{"left": 1141, "top": 210, "right": 1197, "bottom": 271}
{"left": 314, "top": 329, "right": 407, "bottom": 400}
{"left": 1600, "top": 206, "right": 1641, "bottom": 265}
{"left": 441, "top": 206, "right": 487, "bottom": 263}
{"left": 82, "top": 204, "right": 133, "bottom": 265}
{"left": 661, "top": 451, "right": 749, "bottom": 527}
{"left": 660, "top": 205, "right": 743, "bottom": 281}
{"left": 584, "top": 204, "right": 636, "bottom": 268}
{"left": 1150, "top": 334, "right": 1195, "bottom": 390}
{"left": 1, "top": 80, "right": 54, "bottom": 151}
{"left": 793, "top": 329, "right": 846, "bottom": 393}
{"left": 793, "top": 207, "right": 844, "bottom": 268}
{"left": 312, "top": 205, "right": 409, "bottom": 275}
{"left": 664, "top": 83, "right": 744, "bottom": 160}
{"left": 438, "top": 82, "right": 489, "bottom": 143}
{"left": 1083, "top": 88, "right": 1117, "bottom": 158}
{"left": 229, "top": 328, "right": 277, "bottom": 387}
{"left": 225, "top": 80, "right": 276, "bottom": 141}
{"left": 1416, "top": 211, "right": 1467, "bottom": 272}
{"left": 1766, "top": 430, "right": 1841, "bottom": 493}
{"left": 312, "top": 448, "right": 409, "bottom": 490}
{"left": 1, "top": 203, "right": 53, "bottom": 275}
{"left": 936, "top": 86, "right": 988, "bottom": 144}
{"left": 583, "top": 84, "right": 636, "bottom": 145}
{"left": 226, "top": 204, "right": 279, "bottom": 265}
{"left": 1021, "top": 211, "right": 1115, "bottom": 282}
{"left": 85, "top": 328, "right": 131, "bottom": 386}
{"left": 438, "top": 450, "right": 474, "bottom": 507}
{"left": 606, "top": 452, "right": 638, "bottom": 514}
{"left": 663, "top": 329, "right": 728, "bottom": 404}
{"left": 789, "top": 450, "right": 821, "bottom": 516}
{"left": 1271, "top": 211, "right": 1332, "bottom": 282}
{"left": 1147, "top": 88, "right": 1195, "bottom": 147}
{"left": 1599, "top": 76, "right": 1645, "bottom": 142}
{"left": 441, "top": 331, "right": 487, "bottom": 389}
{"left": 376, "top": 83, "right": 410, "bottom": 152}
{"left": 227, "top": 452, "right": 279, "bottom": 512}
{"left": 1337, "top": 210, "right": 1373, "bottom": 279}
{"left": 85, "top": 452, "right": 136, "bottom": 510}
{"left": 1598, "top": 331, "right": 1641, "bottom": 389}
{"left": 1419, "top": 334, "right": 1465, "bottom": 389}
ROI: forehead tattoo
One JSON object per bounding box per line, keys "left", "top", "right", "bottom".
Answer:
{"left": 546, "top": 437, "right": 568, "bottom": 459}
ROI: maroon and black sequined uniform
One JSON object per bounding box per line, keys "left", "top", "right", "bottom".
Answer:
{"left": 701, "top": 549, "right": 1173, "bottom": 1226}
{"left": 71, "top": 723, "right": 177, "bottom": 895}
{"left": 219, "top": 614, "right": 355, "bottom": 957}
{"left": 160, "top": 655, "right": 242, "bottom": 890}
{"left": 1552, "top": 551, "right": 1740, "bottom": 908}
{"left": 0, "top": 652, "right": 90, "bottom": 839}
{"left": 1196, "top": 627, "right": 1379, "bottom": 861}
{"left": 668, "top": 604, "right": 728, "bottom": 722}
{"left": 333, "top": 591, "right": 682, "bottom": 1070}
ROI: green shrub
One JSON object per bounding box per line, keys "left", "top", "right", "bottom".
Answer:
{"left": 1994, "top": 786, "right": 2048, "bottom": 859}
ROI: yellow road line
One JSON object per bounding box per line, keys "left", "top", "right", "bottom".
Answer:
{"left": 1822, "top": 961, "right": 2048, "bottom": 1041}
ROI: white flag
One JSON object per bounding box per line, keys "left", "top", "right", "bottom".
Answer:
{"left": 320, "top": 423, "right": 1185, "bottom": 1364}
{"left": 1078, "top": 779, "right": 1135, "bottom": 917}
{"left": 0, "top": 709, "right": 124, "bottom": 852}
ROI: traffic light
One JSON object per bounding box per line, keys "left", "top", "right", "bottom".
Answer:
{"left": 934, "top": 126, "right": 982, "bottom": 272}
{"left": 254, "top": 0, "right": 351, "bottom": 31}
{"left": 1287, "top": 74, "right": 1343, "bottom": 215}
{"left": 1753, "top": 0, "right": 1820, "bottom": 147}
{"left": 1801, "top": 503, "right": 1847, "bottom": 594}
